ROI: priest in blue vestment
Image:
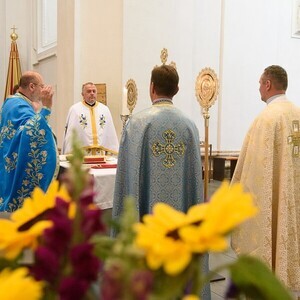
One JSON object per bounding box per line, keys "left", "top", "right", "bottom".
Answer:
{"left": 113, "top": 65, "right": 211, "bottom": 299}
{"left": 0, "top": 71, "right": 59, "bottom": 212}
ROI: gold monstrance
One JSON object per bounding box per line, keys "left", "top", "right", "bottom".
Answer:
{"left": 195, "top": 68, "right": 219, "bottom": 200}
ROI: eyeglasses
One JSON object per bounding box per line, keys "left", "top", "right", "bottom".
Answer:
{"left": 31, "top": 83, "right": 45, "bottom": 89}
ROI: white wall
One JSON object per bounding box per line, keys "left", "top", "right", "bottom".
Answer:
{"left": 1, "top": 0, "right": 300, "bottom": 153}
{"left": 57, "top": 0, "right": 123, "bottom": 148}
{"left": 123, "top": 0, "right": 300, "bottom": 152}
{"left": 220, "top": 0, "right": 300, "bottom": 151}
{"left": 122, "top": 0, "right": 222, "bottom": 149}
{"left": 0, "top": 0, "right": 31, "bottom": 104}
{"left": 79, "top": 0, "right": 123, "bottom": 140}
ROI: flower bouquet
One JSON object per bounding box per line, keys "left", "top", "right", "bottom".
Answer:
{"left": 94, "top": 186, "right": 293, "bottom": 300}
{"left": 0, "top": 139, "right": 293, "bottom": 299}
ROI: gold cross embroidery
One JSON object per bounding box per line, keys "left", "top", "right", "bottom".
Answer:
{"left": 287, "top": 120, "right": 300, "bottom": 157}
{"left": 152, "top": 129, "right": 185, "bottom": 168}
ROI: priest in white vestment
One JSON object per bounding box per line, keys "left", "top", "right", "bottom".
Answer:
{"left": 232, "top": 65, "right": 300, "bottom": 296}
{"left": 62, "top": 82, "right": 119, "bottom": 155}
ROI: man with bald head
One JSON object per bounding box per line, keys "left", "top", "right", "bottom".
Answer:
{"left": 0, "top": 71, "right": 58, "bottom": 212}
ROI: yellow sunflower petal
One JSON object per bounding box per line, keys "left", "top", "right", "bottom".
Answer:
{"left": 164, "top": 243, "right": 192, "bottom": 275}
{"left": 182, "top": 295, "right": 200, "bottom": 300}
{"left": 151, "top": 203, "right": 187, "bottom": 231}
{"left": 146, "top": 251, "right": 164, "bottom": 270}
{"left": 0, "top": 219, "right": 52, "bottom": 260}
{"left": 204, "top": 182, "right": 258, "bottom": 234}
{"left": 179, "top": 225, "right": 228, "bottom": 253}
{"left": 186, "top": 203, "right": 208, "bottom": 224}
{"left": 0, "top": 268, "right": 44, "bottom": 300}
{"left": 134, "top": 203, "right": 194, "bottom": 275}
{"left": 11, "top": 180, "right": 71, "bottom": 227}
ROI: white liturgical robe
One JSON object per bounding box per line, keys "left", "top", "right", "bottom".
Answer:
{"left": 232, "top": 95, "right": 300, "bottom": 294}
{"left": 62, "top": 101, "right": 119, "bottom": 155}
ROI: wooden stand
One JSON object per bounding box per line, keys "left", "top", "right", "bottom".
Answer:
{"left": 213, "top": 156, "right": 238, "bottom": 181}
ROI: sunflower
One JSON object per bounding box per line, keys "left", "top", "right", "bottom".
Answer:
{"left": 179, "top": 182, "right": 258, "bottom": 253}
{"left": 134, "top": 203, "right": 192, "bottom": 275}
{"left": 0, "top": 219, "right": 52, "bottom": 260}
{"left": 0, "top": 181, "right": 72, "bottom": 260}
{"left": 0, "top": 268, "right": 44, "bottom": 300}
{"left": 11, "top": 180, "right": 71, "bottom": 227}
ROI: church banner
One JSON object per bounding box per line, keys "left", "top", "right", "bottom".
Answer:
{"left": 4, "top": 28, "right": 22, "bottom": 100}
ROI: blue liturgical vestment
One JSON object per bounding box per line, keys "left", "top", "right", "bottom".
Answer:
{"left": 113, "top": 101, "right": 211, "bottom": 300}
{"left": 0, "top": 94, "right": 59, "bottom": 212}
{"left": 113, "top": 102, "right": 203, "bottom": 217}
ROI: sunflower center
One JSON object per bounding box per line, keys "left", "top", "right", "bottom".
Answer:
{"left": 166, "top": 229, "right": 180, "bottom": 240}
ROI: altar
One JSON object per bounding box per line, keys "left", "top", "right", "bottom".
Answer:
{"left": 59, "top": 156, "right": 117, "bottom": 210}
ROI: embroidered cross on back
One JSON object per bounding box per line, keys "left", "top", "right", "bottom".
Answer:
{"left": 152, "top": 129, "right": 185, "bottom": 168}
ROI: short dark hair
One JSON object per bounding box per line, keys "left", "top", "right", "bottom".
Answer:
{"left": 151, "top": 65, "right": 179, "bottom": 98}
{"left": 263, "top": 65, "right": 288, "bottom": 91}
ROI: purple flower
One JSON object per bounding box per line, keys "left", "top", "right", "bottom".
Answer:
{"left": 78, "top": 175, "right": 95, "bottom": 207}
{"left": 30, "top": 246, "right": 60, "bottom": 283}
{"left": 59, "top": 276, "right": 89, "bottom": 300}
{"left": 79, "top": 192, "right": 95, "bottom": 207}
{"left": 43, "top": 198, "right": 73, "bottom": 255}
{"left": 70, "top": 243, "right": 101, "bottom": 281}
{"left": 52, "top": 197, "right": 70, "bottom": 215}
{"left": 100, "top": 263, "right": 124, "bottom": 300}
{"left": 225, "top": 280, "right": 239, "bottom": 299}
{"left": 130, "top": 270, "right": 154, "bottom": 300}
{"left": 81, "top": 208, "right": 105, "bottom": 239}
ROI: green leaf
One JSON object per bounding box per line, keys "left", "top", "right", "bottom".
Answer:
{"left": 229, "top": 255, "right": 293, "bottom": 300}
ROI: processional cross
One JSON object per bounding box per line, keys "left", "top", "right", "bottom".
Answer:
{"left": 195, "top": 68, "right": 219, "bottom": 200}
{"left": 10, "top": 25, "right": 18, "bottom": 41}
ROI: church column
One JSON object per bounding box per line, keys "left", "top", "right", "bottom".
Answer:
{"left": 56, "top": 0, "right": 81, "bottom": 148}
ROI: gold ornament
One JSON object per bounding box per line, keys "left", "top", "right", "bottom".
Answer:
{"left": 195, "top": 68, "right": 219, "bottom": 112}
{"left": 156, "top": 48, "right": 177, "bottom": 70}
{"left": 10, "top": 25, "right": 18, "bottom": 41}
{"left": 160, "top": 48, "right": 168, "bottom": 65}
{"left": 125, "top": 79, "right": 138, "bottom": 114}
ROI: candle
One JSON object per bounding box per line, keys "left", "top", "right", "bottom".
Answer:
{"left": 122, "top": 87, "right": 129, "bottom": 115}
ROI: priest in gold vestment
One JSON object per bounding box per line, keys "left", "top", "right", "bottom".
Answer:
{"left": 232, "top": 65, "right": 300, "bottom": 296}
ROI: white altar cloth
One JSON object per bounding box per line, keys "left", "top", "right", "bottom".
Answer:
{"left": 59, "top": 157, "right": 117, "bottom": 210}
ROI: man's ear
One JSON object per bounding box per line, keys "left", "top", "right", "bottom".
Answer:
{"left": 29, "top": 82, "right": 35, "bottom": 91}
{"left": 266, "top": 79, "right": 271, "bottom": 91}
